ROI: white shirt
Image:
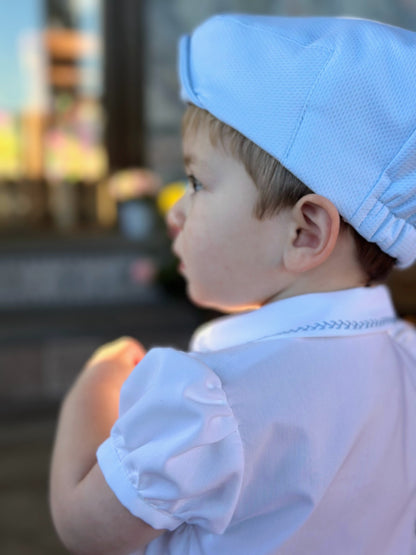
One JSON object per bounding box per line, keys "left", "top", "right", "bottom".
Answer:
{"left": 97, "top": 286, "right": 416, "bottom": 554}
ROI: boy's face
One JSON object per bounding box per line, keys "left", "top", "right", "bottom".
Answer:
{"left": 168, "top": 124, "right": 291, "bottom": 312}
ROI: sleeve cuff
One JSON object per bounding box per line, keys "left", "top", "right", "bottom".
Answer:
{"left": 96, "top": 437, "right": 183, "bottom": 531}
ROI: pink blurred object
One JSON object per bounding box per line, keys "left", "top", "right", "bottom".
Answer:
{"left": 129, "top": 258, "right": 157, "bottom": 284}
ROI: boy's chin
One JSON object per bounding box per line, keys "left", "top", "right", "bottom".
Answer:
{"left": 186, "top": 287, "right": 223, "bottom": 312}
{"left": 187, "top": 286, "right": 259, "bottom": 314}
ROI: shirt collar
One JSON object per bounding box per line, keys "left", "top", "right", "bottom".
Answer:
{"left": 190, "top": 285, "right": 397, "bottom": 353}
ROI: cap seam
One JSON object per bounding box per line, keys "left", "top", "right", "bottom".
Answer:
{"left": 223, "top": 15, "right": 334, "bottom": 54}
{"left": 284, "top": 48, "right": 336, "bottom": 161}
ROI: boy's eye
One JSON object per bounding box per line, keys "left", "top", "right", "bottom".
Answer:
{"left": 187, "top": 174, "right": 203, "bottom": 193}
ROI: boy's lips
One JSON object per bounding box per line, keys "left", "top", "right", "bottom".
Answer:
{"left": 176, "top": 256, "right": 186, "bottom": 275}
{"left": 172, "top": 246, "right": 186, "bottom": 273}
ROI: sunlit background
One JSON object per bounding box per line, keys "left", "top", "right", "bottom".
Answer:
{"left": 0, "top": 1, "right": 415, "bottom": 553}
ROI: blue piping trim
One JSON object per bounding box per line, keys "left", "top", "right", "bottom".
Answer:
{"left": 275, "top": 316, "right": 397, "bottom": 336}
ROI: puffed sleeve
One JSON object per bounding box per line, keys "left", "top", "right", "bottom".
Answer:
{"left": 96, "top": 347, "right": 244, "bottom": 534}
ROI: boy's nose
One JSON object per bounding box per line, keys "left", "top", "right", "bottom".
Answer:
{"left": 166, "top": 197, "right": 186, "bottom": 239}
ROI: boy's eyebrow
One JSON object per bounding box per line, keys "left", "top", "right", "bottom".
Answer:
{"left": 183, "top": 151, "right": 210, "bottom": 173}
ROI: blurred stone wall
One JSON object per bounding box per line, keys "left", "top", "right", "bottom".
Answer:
{"left": 143, "top": 0, "right": 416, "bottom": 182}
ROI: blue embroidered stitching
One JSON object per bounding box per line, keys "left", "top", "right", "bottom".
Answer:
{"left": 276, "top": 316, "right": 397, "bottom": 336}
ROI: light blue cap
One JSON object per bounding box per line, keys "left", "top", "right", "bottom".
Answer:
{"left": 178, "top": 15, "right": 416, "bottom": 268}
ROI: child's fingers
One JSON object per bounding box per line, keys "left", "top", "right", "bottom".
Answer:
{"left": 118, "top": 336, "right": 147, "bottom": 365}
{"left": 88, "top": 337, "right": 146, "bottom": 367}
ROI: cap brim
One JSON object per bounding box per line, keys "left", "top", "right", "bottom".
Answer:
{"left": 178, "top": 34, "right": 202, "bottom": 106}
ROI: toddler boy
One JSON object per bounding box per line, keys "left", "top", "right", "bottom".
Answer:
{"left": 50, "top": 14, "right": 416, "bottom": 555}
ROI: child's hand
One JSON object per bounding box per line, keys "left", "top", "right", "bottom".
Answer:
{"left": 86, "top": 336, "right": 146, "bottom": 369}
{"left": 81, "top": 336, "right": 147, "bottom": 389}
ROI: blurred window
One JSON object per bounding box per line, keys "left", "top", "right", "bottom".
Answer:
{"left": 0, "top": 0, "right": 108, "bottom": 232}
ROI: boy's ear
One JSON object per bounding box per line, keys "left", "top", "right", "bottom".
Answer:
{"left": 283, "top": 194, "right": 340, "bottom": 273}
